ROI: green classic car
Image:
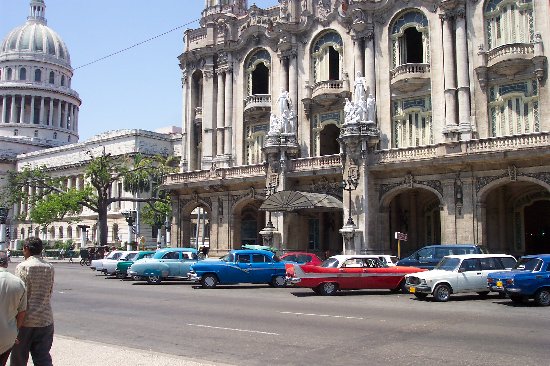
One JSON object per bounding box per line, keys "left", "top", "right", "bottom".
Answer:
{"left": 115, "top": 250, "right": 156, "bottom": 279}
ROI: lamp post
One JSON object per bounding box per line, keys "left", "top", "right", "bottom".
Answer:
{"left": 259, "top": 174, "right": 278, "bottom": 247}
{"left": 121, "top": 209, "right": 137, "bottom": 250}
{"left": 342, "top": 165, "right": 359, "bottom": 226}
{"left": 0, "top": 207, "right": 8, "bottom": 250}
{"left": 164, "top": 217, "right": 171, "bottom": 247}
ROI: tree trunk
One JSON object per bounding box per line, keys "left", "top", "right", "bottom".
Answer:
{"left": 97, "top": 204, "right": 109, "bottom": 247}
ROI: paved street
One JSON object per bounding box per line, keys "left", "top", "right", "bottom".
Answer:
{"left": 7, "top": 261, "right": 550, "bottom": 366}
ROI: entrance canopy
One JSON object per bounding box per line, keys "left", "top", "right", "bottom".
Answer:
{"left": 260, "top": 191, "right": 343, "bottom": 212}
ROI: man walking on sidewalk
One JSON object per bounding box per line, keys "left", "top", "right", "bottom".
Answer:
{"left": 10, "top": 237, "right": 55, "bottom": 366}
{"left": 0, "top": 251, "right": 27, "bottom": 366}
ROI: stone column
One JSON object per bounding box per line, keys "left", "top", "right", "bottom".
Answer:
{"left": 289, "top": 51, "right": 298, "bottom": 117}
{"left": 1, "top": 95, "right": 6, "bottom": 123}
{"left": 69, "top": 104, "right": 74, "bottom": 129}
{"left": 281, "top": 56, "right": 289, "bottom": 92}
{"left": 10, "top": 96, "right": 17, "bottom": 124}
{"left": 74, "top": 107, "right": 79, "bottom": 131}
{"left": 64, "top": 102, "right": 69, "bottom": 129}
{"left": 49, "top": 99, "right": 54, "bottom": 126}
{"left": 216, "top": 70, "right": 225, "bottom": 158}
{"left": 20, "top": 95, "right": 25, "bottom": 123}
{"left": 441, "top": 12, "right": 458, "bottom": 131}
{"left": 353, "top": 36, "right": 364, "bottom": 80}
{"left": 30, "top": 96, "right": 35, "bottom": 124}
{"left": 180, "top": 69, "right": 189, "bottom": 170}
{"left": 39, "top": 97, "right": 45, "bottom": 125}
{"left": 364, "top": 29, "right": 376, "bottom": 97}
{"left": 57, "top": 100, "right": 62, "bottom": 127}
{"left": 224, "top": 69, "right": 233, "bottom": 158}
{"left": 455, "top": 8, "right": 472, "bottom": 138}
{"left": 202, "top": 62, "right": 215, "bottom": 168}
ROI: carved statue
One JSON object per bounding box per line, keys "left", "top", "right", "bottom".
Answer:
{"left": 269, "top": 113, "right": 281, "bottom": 135}
{"left": 278, "top": 89, "right": 292, "bottom": 118}
{"left": 366, "top": 94, "right": 376, "bottom": 123}
{"left": 344, "top": 74, "right": 375, "bottom": 124}
{"left": 353, "top": 71, "right": 367, "bottom": 104}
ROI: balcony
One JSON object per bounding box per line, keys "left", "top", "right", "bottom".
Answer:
{"left": 390, "top": 63, "right": 431, "bottom": 93}
{"left": 311, "top": 80, "right": 350, "bottom": 106}
{"left": 243, "top": 94, "right": 271, "bottom": 116}
{"left": 487, "top": 43, "right": 536, "bottom": 76}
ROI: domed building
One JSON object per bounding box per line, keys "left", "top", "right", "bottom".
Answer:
{"left": 0, "top": 0, "right": 80, "bottom": 146}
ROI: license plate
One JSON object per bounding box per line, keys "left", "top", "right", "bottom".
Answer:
{"left": 409, "top": 287, "right": 416, "bottom": 293}
{"left": 496, "top": 281, "right": 503, "bottom": 287}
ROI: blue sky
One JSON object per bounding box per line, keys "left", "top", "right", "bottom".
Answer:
{"left": 0, "top": 0, "right": 277, "bottom": 141}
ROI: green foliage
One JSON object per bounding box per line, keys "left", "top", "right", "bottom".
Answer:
{"left": 141, "top": 200, "right": 171, "bottom": 227}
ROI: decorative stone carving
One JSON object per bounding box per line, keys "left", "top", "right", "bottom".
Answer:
{"left": 344, "top": 72, "right": 376, "bottom": 125}
{"left": 268, "top": 89, "right": 297, "bottom": 136}
{"left": 508, "top": 165, "right": 518, "bottom": 182}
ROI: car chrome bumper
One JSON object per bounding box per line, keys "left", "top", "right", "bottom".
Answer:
{"left": 489, "top": 285, "right": 505, "bottom": 292}
{"left": 188, "top": 273, "right": 201, "bottom": 282}
{"left": 405, "top": 284, "right": 432, "bottom": 294}
{"left": 286, "top": 277, "right": 301, "bottom": 285}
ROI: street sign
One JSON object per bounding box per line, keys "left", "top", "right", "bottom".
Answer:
{"left": 394, "top": 232, "right": 408, "bottom": 241}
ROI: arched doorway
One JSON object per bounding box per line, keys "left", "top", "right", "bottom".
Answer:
{"left": 524, "top": 200, "right": 550, "bottom": 254}
{"left": 319, "top": 124, "right": 340, "bottom": 156}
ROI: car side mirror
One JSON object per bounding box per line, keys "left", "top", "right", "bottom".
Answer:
{"left": 458, "top": 268, "right": 466, "bottom": 273}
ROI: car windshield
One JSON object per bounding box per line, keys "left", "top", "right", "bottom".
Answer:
{"left": 514, "top": 258, "right": 543, "bottom": 271}
{"left": 435, "top": 257, "right": 461, "bottom": 271}
{"left": 220, "top": 253, "right": 234, "bottom": 262}
{"left": 124, "top": 253, "right": 138, "bottom": 261}
{"left": 272, "top": 255, "right": 281, "bottom": 262}
{"left": 321, "top": 258, "right": 340, "bottom": 268}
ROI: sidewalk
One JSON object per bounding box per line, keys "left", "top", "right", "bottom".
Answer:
{"left": 8, "top": 335, "right": 232, "bottom": 366}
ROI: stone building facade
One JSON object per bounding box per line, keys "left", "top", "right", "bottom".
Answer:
{"left": 165, "top": 0, "right": 550, "bottom": 257}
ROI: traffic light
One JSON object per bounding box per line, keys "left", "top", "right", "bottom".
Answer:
{"left": 5, "top": 227, "right": 10, "bottom": 239}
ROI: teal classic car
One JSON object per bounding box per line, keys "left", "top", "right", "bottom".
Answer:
{"left": 188, "top": 249, "right": 288, "bottom": 288}
{"left": 127, "top": 248, "right": 199, "bottom": 284}
{"left": 115, "top": 250, "right": 155, "bottom": 279}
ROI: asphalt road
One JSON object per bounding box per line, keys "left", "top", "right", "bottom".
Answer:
{"left": 42, "top": 263, "right": 550, "bottom": 366}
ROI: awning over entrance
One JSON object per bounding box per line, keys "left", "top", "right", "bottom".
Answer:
{"left": 260, "top": 191, "right": 343, "bottom": 212}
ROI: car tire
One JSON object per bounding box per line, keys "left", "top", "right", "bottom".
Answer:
{"left": 433, "top": 284, "right": 451, "bottom": 302}
{"left": 146, "top": 275, "right": 162, "bottom": 284}
{"left": 477, "top": 291, "right": 490, "bottom": 298}
{"left": 534, "top": 288, "right": 550, "bottom": 306}
{"left": 414, "top": 293, "right": 428, "bottom": 300}
{"left": 317, "top": 282, "right": 338, "bottom": 296}
{"left": 116, "top": 272, "right": 126, "bottom": 279}
{"left": 390, "top": 280, "right": 408, "bottom": 294}
{"left": 270, "top": 275, "right": 286, "bottom": 288}
{"left": 201, "top": 274, "right": 218, "bottom": 289}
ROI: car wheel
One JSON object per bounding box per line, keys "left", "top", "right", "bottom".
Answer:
{"left": 115, "top": 272, "right": 126, "bottom": 279}
{"left": 390, "top": 280, "right": 408, "bottom": 294}
{"left": 146, "top": 275, "right": 162, "bottom": 284}
{"left": 270, "top": 275, "right": 286, "bottom": 288}
{"left": 477, "top": 291, "right": 490, "bottom": 298}
{"left": 201, "top": 274, "right": 218, "bottom": 289}
{"left": 534, "top": 288, "right": 550, "bottom": 306}
{"left": 433, "top": 284, "right": 451, "bottom": 302}
{"left": 317, "top": 282, "right": 338, "bottom": 296}
{"left": 414, "top": 293, "right": 428, "bottom": 300}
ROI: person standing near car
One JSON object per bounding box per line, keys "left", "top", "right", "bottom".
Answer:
{"left": 10, "top": 237, "right": 55, "bottom": 366}
{"left": 0, "top": 251, "right": 27, "bottom": 366}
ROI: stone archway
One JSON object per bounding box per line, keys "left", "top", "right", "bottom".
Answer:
{"left": 231, "top": 198, "right": 265, "bottom": 249}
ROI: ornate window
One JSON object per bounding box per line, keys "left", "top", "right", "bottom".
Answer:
{"left": 49, "top": 71, "right": 54, "bottom": 84}
{"left": 485, "top": 0, "right": 533, "bottom": 50}
{"left": 488, "top": 79, "right": 539, "bottom": 137}
{"left": 392, "top": 96, "right": 433, "bottom": 148}
{"left": 19, "top": 68, "right": 26, "bottom": 80}
{"left": 61, "top": 75, "right": 65, "bottom": 86}
{"left": 390, "top": 11, "right": 430, "bottom": 68}
{"left": 35, "top": 69, "right": 41, "bottom": 82}
{"left": 7, "top": 68, "right": 12, "bottom": 80}
{"left": 245, "top": 49, "right": 271, "bottom": 96}
{"left": 312, "top": 31, "right": 343, "bottom": 83}
{"left": 245, "top": 122, "right": 268, "bottom": 165}
{"left": 312, "top": 111, "right": 343, "bottom": 156}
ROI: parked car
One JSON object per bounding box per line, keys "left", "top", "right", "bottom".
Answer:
{"left": 397, "top": 244, "right": 488, "bottom": 269}
{"left": 374, "top": 255, "right": 398, "bottom": 267}
{"left": 90, "top": 250, "right": 125, "bottom": 271}
{"left": 127, "top": 248, "right": 199, "bottom": 284}
{"left": 285, "top": 254, "right": 427, "bottom": 296}
{"left": 280, "top": 252, "right": 323, "bottom": 266}
{"left": 101, "top": 251, "right": 138, "bottom": 276}
{"left": 114, "top": 251, "right": 155, "bottom": 279}
{"left": 188, "top": 249, "right": 288, "bottom": 288}
{"left": 405, "top": 254, "right": 517, "bottom": 302}
{"left": 487, "top": 254, "right": 550, "bottom": 306}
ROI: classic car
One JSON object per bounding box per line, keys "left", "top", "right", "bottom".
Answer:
{"left": 487, "top": 254, "right": 550, "bottom": 306}
{"left": 101, "top": 251, "right": 139, "bottom": 276}
{"left": 280, "top": 252, "right": 323, "bottom": 266}
{"left": 127, "top": 248, "right": 199, "bottom": 284}
{"left": 405, "top": 254, "right": 517, "bottom": 302}
{"left": 188, "top": 249, "right": 288, "bottom": 288}
{"left": 114, "top": 250, "right": 155, "bottom": 279}
{"left": 397, "top": 244, "right": 488, "bottom": 269}
{"left": 285, "top": 254, "right": 426, "bottom": 296}
{"left": 90, "top": 250, "right": 125, "bottom": 271}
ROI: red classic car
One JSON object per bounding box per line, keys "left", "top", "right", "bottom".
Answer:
{"left": 280, "top": 251, "right": 324, "bottom": 266}
{"left": 285, "top": 255, "right": 427, "bottom": 295}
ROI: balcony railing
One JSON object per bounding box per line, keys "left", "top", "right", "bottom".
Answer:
{"left": 487, "top": 43, "right": 534, "bottom": 65}
{"left": 164, "top": 163, "right": 266, "bottom": 186}
{"left": 390, "top": 63, "right": 431, "bottom": 80}
{"left": 244, "top": 94, "right": 271, "bottom": 112}
{"left": 289, "top": 155, "right": 342, "bottom": 173}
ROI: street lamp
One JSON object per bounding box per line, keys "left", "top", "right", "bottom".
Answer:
{"left": 121, "top": 209, "right": 137, "bottom": 250}
{"left": 0, "top": 207, "right": 8, "bottom": 250}
{"left": 164, "top": 217, "right": 171, "bottom": 247}
{"left": 342, "top": 165, "right": 359, "bottom": 226}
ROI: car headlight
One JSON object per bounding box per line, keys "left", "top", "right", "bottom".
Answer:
{"left": 420, "top": 279, "right": 427, "bottom": 285}
{"left": 506, "top": 279, "right": 514, "bottom": 285}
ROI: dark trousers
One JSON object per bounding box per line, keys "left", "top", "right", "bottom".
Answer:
{"left": 0, "top": 348, "right": 11, "bottom": 366}
{"left": 10, "top": 324, "right": 54, "bottom": 366}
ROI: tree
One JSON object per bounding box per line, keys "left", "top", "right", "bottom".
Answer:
{"left": 3, "top": 149, "right": 177, "bottom": 246}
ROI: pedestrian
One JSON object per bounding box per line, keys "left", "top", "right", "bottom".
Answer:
{"left": 10, "top": 237, "right": 55, "bottom": 366}
{"left": 0, "top": 251, "right": 27, "bottom": 366}
{"left": 5, "top": 249, "right": 10, "bottom": 263}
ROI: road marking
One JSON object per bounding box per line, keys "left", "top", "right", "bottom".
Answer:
{"left": 279, "top": 311, "right": 364, "bottom": 320}
{"left": 186, "top": 323, "right": 279, "bottom": 336}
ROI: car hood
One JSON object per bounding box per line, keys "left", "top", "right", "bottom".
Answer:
{"left": 487, "top": 270, "right": 528, "bottom": 279}
{"left": 407, "top": 269, "right": 457, "bottom": 280}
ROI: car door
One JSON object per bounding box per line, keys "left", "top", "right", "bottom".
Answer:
{"left": 177, "top": 252, "right": 196, "bottom": 277}
{"left": 232, "top": 254, "right": 253, "bottom": 283}
{"left": 160, "top": 251, "right": 181, "bottom": 276}
{"left": 457, "top": 259, "right": 484, "bottom": 292}
{"left": 250, "top": 254, "right": 275, "bottom": 283}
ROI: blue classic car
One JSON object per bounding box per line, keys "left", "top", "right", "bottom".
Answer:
{"left": 487, "top": 254, "right": 550, "bottom": 306}
{"left": 188, "top": 249, "right": 287, "bottom": 288}
{"left": 127, "top": 248, "right": 199, "bottom": 284}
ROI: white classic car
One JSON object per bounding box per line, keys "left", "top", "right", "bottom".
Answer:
{"left": 101, "top": 251, "right": 139, "bottom": 275}
{"left": 405, "top": 254, "right": 517, "bottom": 302}
{"left": 90, "top": 251, "right": 125, "bottom": 272}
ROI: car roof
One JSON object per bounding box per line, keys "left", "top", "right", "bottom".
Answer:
{"left": 443, "top": 254, "right": 515, "bottom": 259}
{"left": 281, "top": 252, "right": 318, "bottom": 256}
{"left": 422, "top": 244, "right": 479, "bottom": 248}
{"left": 329, "top": 255, "right": 387, "bottom": 261}
{"left": 156, "top": 247, "right": 197, "bottom": 254}
{"left": 520, "top": 254, "right": 550, "bottom": 260}
{"left": 231, "top": 249, "right": 274, "bottom": 255}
